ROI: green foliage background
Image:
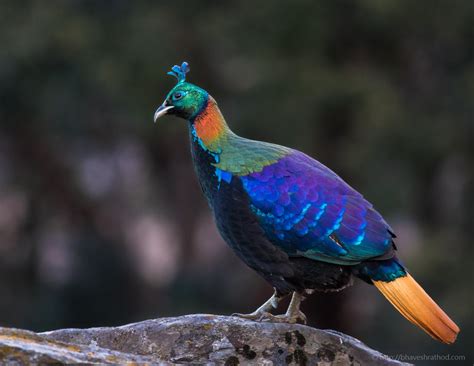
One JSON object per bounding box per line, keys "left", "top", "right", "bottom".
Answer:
{"left": 0, "top": 1, "right": 472, "bottom": 362}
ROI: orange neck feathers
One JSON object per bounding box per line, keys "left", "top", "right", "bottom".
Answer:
{"left": 193, "top": 97, "right": 229, "bottom": 149}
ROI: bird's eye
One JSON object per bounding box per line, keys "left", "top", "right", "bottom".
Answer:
{"left": 173, "top": 92, "right": 184, "bottom": 100}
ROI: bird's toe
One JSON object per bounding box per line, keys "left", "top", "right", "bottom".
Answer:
{"left": 272, "top": 310, "right": 307, "bottom": 324}
{"left": 231, "top": 311, "right": 273, "bottom": 322}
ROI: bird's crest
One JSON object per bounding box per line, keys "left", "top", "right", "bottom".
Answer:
{"left": 167, "top": 61, "right": 190, "bottom": 83}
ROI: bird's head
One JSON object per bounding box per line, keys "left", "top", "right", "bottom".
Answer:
{"left": 154, "top": 62, "right": 209, "bottom": 122}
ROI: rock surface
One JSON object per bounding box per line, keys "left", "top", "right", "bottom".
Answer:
{"left": 0, "top": 314, "right": 409, "bottom": 365}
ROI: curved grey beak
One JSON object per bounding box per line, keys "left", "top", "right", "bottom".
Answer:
{"left": 153, "top": 104, "right": 174, "bottom": 123}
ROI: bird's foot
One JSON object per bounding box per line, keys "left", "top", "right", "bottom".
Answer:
{"left": 235, "top": 308, "right": 306, "bottom": 324}
{"left": 231, "top": 290, "right": 283, "bottom": 322}
{"left": 233, "top": 308, "right": 307, "bottom": 324}
{"left": 232, "top": 291, "right": 308, "bottom": 325}
{"left": 232, "top": 310, "right": 275, "bottom": 322}
{"left": 262, "top": 291, "right": 307, "bottom": 324}
{"left": 271, "top": 309, "right": 307, "bottom": 324}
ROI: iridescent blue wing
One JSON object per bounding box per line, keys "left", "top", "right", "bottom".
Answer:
{"left": 240, "top": 150, "right": 395, "bottom": 265}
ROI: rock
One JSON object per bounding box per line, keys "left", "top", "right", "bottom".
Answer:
{"left": 0, "top": 314, "right": 410, "bottom": 365}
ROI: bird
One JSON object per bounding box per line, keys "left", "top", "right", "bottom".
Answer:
{"left": 154, "top": 61, "right": 459, "bottom": 344}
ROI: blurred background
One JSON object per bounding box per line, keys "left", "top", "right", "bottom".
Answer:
{"left": 0, "top": 0, "right": 472, "bottom": 363}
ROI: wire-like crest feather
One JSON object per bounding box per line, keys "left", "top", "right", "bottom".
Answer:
{"left": 167, "top": 61, "right": 190, "bottom": 83}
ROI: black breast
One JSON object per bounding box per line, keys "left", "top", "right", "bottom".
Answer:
{"left": 189, "top": 132, "right": 219, "bottom": 206}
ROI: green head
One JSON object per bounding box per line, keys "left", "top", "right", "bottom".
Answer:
{"left": 154, "top": 62, "right": 209, "bottom": 122}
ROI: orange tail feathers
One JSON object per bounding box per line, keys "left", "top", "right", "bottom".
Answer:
{"left": 373, "top": 273, "right": 459, "bottom": 344}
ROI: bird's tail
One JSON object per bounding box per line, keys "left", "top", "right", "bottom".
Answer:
{"left": 356, "top": 258, "right": 460, "bottom": 344}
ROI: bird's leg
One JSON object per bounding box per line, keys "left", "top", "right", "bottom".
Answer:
{"left": 232, "top": 289, "right": 285, "bottom": 321}
{"left": 262, "top": 291, "right": 307, "bottom": 324}
{"left": 276, "top": 291, "right": 307, "bottom": 324}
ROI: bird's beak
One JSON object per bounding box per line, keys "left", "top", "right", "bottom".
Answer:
{"left": 153, "top": 104, "right": 174, "bottom": 123}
